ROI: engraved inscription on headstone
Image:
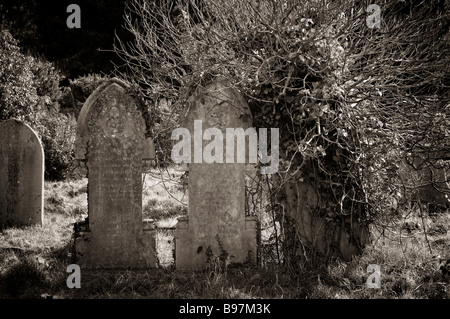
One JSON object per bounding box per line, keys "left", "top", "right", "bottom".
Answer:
{"left": 0, "top": 119, "right": 44, "bottom": 230}
{"left": 175, "top": 77, "right": 258, "bottom": 269}
{"left": 73, "top": 78, "right": 156, "bottom": 268}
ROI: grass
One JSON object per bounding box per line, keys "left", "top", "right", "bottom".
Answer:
{"left": 142, "top": 168, "right": 187, "bottom": 227}
{"left": 0, "top": 167, "right": 449, "bottom": 299}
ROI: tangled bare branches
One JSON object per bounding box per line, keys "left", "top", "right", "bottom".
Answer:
{"left": 114, "top": 0, "right": 449, "bottom": 263}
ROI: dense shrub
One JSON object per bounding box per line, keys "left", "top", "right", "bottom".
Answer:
{"left": 35, "top": 112, "right": 76, "bottom": 181}
{"left": 0, "top": 30, "right": 37, "bottom": 121}
{"left": 0, "top": 29, "right": 76, "bottom": 180}
{"left": 59, "top": 74, "right": 108, "bottom": 119}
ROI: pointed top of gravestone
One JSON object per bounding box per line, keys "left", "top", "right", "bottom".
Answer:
{"left": 77, "top": 78, "right": 130, "bottom": 130}
{"left": 76, "top": 78, "right": 130, "bottom": 160}
{"left": 181, "top": 76, "right": 253, "bottom": 129}
{"left": 74, "top": 78, "right": 154, "bottom": 160}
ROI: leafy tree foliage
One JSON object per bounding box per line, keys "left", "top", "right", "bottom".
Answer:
{"left": 59, "top": 74, "right": 109, "bottom": 118}
{"left": 0, "top": 29, "right": 76, "bottom": 180}
{"left": 0, "top": 30, "right": 38, "bottom": 121}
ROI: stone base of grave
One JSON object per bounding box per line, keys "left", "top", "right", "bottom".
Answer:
{"left": 73, "top": 218, "right": 157, "bottom": 269}
{"left": 175, "top": 216, "right": 258, "bottom": 270}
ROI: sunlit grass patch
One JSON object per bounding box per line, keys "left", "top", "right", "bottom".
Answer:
{"left": 157, "top": 228, "right": 175, "bottom": 268}
{"left": 142, "top": 169, "right": 187, "bottom": 222}
{"left": 0, "top": 214, "right": 72, "bottom": 251}
{"left": 44, "top": 178, "right": 87, "bottom": 217}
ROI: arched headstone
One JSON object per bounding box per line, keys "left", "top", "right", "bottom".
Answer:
{"left": 175, "top": 77, "right": 258, "bottom": 269}
{"left": 73, "top": 78, "right": 156, "bottom": 268}
{"left": 0, "top": 119, "right": 44, "bottom": 229}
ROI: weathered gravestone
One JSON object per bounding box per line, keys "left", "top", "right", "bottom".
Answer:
{"left": 73, "top": 78, "right": 156, "bottom": 268}
{"left": 0, "top": 119, "right": 44, "bottom": 230}
{"left": 175, "top": 77, "right": 258, "bottom": 269}
{"left": 399, "top": 153, "right": 450, "bottom": 207}
{"left": 276, "top": 167, "right": 370, "bottom": 262}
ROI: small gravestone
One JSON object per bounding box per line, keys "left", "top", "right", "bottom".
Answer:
{"left": 73, "top": 78, "right": 156, "bottom": 268}
{"left": 0, "top": 119, "right": 44, "bottom": 230}
{"left": 399, "top": 154, "right": 450, "bottom": 207}
{"left": 175, "top": 77, "right": 258, "bottom": 269}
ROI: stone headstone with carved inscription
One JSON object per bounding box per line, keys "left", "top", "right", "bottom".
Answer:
{"left": 73, "top": 78, "right": 156, "bottom": 268}
{"left": 175, "top": 77, "right": 258, "bottom": 269}
{"left": 0, "top": 119, "right": 44, "bottom": 230}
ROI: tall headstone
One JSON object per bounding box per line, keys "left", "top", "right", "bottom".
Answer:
{"left": 73, "top": 78, "right": 156, "bottom": 268}
{"left": 175, "top": 77, "right": 258, "bottom": 269}
{"left": 0, "top": 119, "right": 44, "bottom": 229}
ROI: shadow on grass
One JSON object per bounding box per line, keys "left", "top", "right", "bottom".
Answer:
{"left": 0, "top": 243, "right": 73, "bottom": 299}
{"left": 0, "top": 254, "right": 50, "bottom": 298}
